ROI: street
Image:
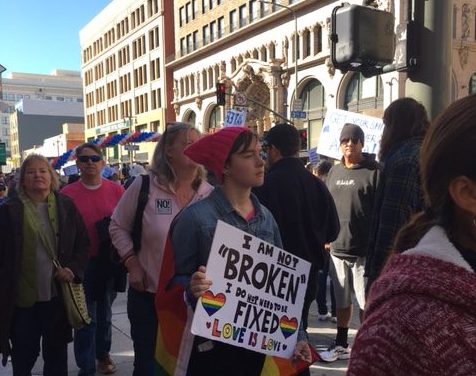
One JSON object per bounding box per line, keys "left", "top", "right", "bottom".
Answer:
{"left": 0, "top": 287, "right": 360, "bottom": 375}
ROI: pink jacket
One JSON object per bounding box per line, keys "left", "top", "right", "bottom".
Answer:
{"left": 110, "top": 174, "right": 213, "bottom": 293}
{"left": 348, "top": 226, "right": 476, "bottom": 376}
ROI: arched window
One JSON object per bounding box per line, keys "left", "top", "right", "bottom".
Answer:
{"left": 208, "top": 67, "right": 213, "bottom": 88}
{"left": 209, "top": 105, "right": 222, "bottom": 129}
{"left": 185, "top": 110, "right": 196, "bottom": 126}
{"left": 469, "top": 72, "right": 476, "bottom": 94}
{"left": 298, "top": 79, "right": 326, "bottom": 149}
{"left": 202, "top": 70, "right": 208, "bottom": 90}
{"left": 231, "top": 58, "right": 237, "bottom": 73}
{"left": 185, "top": 76, "right": 190, "bottom": 96}
{"left": 302, "top": 29, "right": 311, "bottom": 58}
{"left": 344, "top": 72, "right": 383, "bottom": 113}
{"left": 190, "top": 75, "right": 195, "bottom": 95}
{"left": 260, "top": 46, "right": 267, "bottom": 62}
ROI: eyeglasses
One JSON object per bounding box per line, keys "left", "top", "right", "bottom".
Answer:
{"left": 77, "top": 155, "right": 102, "bottom": 163}
{"left": 340, "top": 138, "right": 360, "bottom": 145}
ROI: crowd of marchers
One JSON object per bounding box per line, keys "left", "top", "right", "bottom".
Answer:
{"left": 0, "top": 95, "right": 475, "bottom": 376}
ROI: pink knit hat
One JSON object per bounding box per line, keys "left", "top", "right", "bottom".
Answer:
{"left": 184, "top": 127, "right": 250, "bottom": 183}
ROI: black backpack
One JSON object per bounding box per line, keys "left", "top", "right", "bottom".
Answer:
{"left": 131, "top": 174, "right": 150, "bottom": 253}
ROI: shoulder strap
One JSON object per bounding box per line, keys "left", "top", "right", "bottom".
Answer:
{"left": 132, "top": 174, "right": 150, "bottom": 253}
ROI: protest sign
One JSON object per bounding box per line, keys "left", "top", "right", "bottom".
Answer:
{"left": 317, "top": 109, "right": 385, "bottom": 160}
{"left": 62, "top": 164, "right": 79, "bottom": 176}
{"left": 224, "top": 109, "right": 247, "bottom": 127}
{"left": 191, "top": 220, "right": 311, "bottom": 359}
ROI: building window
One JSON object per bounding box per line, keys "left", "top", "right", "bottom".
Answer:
{"left": 192, "top": 0, "right": 197, "bottom": 18}
{"left": 262, "top": 0, "right": 276, "bottom": 15}
{"left": 239, "top": 5, "right": 247, "bottom": 27}
{"left": 260, "top": 46, "right": 267, "bottom": 61}
{"left": 202, "top": 0, "right": 208, "bottom": 13}
{"left": 313, "top": 26, "right": 322, "bottom": 55}
{"left": 150, "top": 58, "right": 160, "bottom": 81}
{"left": 151, "top": 88, "right": 162, "bottom": 109}
{"left": 250, "top": 0, "right": 259, "bottom": 21}
{"left": 180, "top": 7, "right": 185, "bottom": 27}
{"left": 229, "top": 10, "right": 237, "bottom": 32}
{"left": 469, "top": 72, "right": 476, "bottom": 94}
{"left": 303, "top": 29, "right": 310, "bottom": 58}
{"left": 344, "top": 72, "right": 384, "bottom": 113}
{"left": 193, "top": 31, "right": 199, "bottom": 50}
{"left": 180, "top": 38, "right": 186, "bottom": 56}
{"left": 149, "top": 27, "right": 160, "bottom": 50}
{"left": 209, "top": 105, "right": 222, "bottom": 129}
{"left": 210, "top": 21, "right": 216, "bottom": 42}
{"left": 186, "top": 2, "right": 192, "bottom": 23}
{"left": 202, "top": 70, "right": 208, "bottom": 90}
{"left": 217, "top": 17, "right": 224, "bottom": 38}
{"left": 185, "top": 110, "right": 196, "bottom": 126}
{"left": 203, "top": 25, "right": 210, "bottom": 45}
{"left": 299, "top": 79, "right": 326, "bottom": 149}
{"left": 292, "top": 33, "right": 300, "bottom": 61}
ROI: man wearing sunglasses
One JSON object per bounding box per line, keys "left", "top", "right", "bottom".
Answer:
{"left": 319, "top": 123, "right": 379, "bottom": 363}
{"left": 62, "top": 143, "right": 124, "bottom": 375}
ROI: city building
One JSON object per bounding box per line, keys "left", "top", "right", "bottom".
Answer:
{"left": 9, "top": 98, "right": 84, "bottom": 167}
{"left": 42, "top": 123, "right": 85, "bottom": 158}
{"left": 80, "top": 0, "right": 174, "bottom": 165}
{"left": 170, "top": 0, "right": 476, "bottom": 153}
{"left": 0, "top": 70, "right": 83, "bottom": 163}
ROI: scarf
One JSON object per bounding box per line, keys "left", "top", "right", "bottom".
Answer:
{"left": 17, "top": 191, "right": 58, "bottom": 307}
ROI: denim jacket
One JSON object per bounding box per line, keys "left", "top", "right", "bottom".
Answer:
{"left": 171, "top": 187, "right": 309, "bottom": 342}
{"left": 172, "top": 186, "right": 282, "bottom": 278}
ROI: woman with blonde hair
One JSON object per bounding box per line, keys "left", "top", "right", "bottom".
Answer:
{"left": 0, "top": 154, "right": 89, "bottom": 375}
{"left": 348, "top": 95, "right": 476, "bottom": 375}
{"left": 110, "top": 122, "right": 213, "bottom": 375}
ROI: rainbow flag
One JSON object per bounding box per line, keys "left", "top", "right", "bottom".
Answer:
{"left": 154, "top": 235, "right": 318, "bottom": 376}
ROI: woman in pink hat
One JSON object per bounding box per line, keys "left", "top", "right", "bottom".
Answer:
{"left": 159, "top": 126, "right": 312, "bottom": 376}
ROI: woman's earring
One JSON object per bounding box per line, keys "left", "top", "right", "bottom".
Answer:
{"left": 473, "top": 216, "right": 476, "bottom": 228}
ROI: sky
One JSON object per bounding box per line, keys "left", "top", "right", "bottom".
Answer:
{"left": 0, "top": 0, "right": 112, "bottom": 76}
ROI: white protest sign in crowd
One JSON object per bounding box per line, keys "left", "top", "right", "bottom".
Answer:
{"left": 224, "top": 109, "right": 247, "bottom": 127}
{"left": 317, "top": 109, "right": 385, "bottom": 160}
{"left": 191, "top": 221, "right": 311, "bottom": 359}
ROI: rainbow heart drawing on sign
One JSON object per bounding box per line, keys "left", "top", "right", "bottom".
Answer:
{"left": 201, "top": 290, "right": 226, "bottom": 316}
{"left": 279, "top": 316, "right": 298, "bottom": 339}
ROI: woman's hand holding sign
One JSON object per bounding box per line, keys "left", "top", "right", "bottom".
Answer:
{"left": 190, "top": 266, "right": 213, "bottom": 298}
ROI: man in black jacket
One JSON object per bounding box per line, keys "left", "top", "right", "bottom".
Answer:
{"left": 254, "top": 123, "right": 340, "bottom": 336}
{"left": 319, "top": 123, "right": 379, "bottom": 363}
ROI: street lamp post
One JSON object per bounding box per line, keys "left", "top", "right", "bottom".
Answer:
{"left": 124, "top": 116, "right": 136, "bottom": 166}
{"left": 386, "top": 77, "right": 398, "bottom": 103}
{"left": 257, "top": 1, "right": 298, "bottom": 120}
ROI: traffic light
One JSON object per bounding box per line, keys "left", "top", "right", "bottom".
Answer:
{"left": 298, "top": 129, "right": 308, "bottom": 150}
{"left": 216, "top": 82, "right": 226, "bottom": 106}
{"left": 331, "top": 4, "right": 395, "bottom": 75}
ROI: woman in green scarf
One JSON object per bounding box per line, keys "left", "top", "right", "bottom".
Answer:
{"left": 0, "top": 154, "right": 89, "bottom": 375}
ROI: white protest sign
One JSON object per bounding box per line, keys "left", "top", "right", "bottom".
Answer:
{"left": 317, "top": 109, "right": 385, "bottom": 160}
{"left": 224, "top": 109, "right": 247, "bottom": 127}
{"left": 191, "top": 220, "right": 310, "bottom": 359}
{"left": 62, "top": 164, "right": 79, "bottom": 176}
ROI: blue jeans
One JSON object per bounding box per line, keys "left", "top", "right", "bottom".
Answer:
{"left": 127, "top": 288, "right": 157, "bottom": 376}
{"left": 74, "top": 259, "right": 117, "bottom": 375}
{"left": 316, "top": 257, "right": 336, "bottom": 316}
{"left": 10, "top": 298, "right": 68, "bottom": 376}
